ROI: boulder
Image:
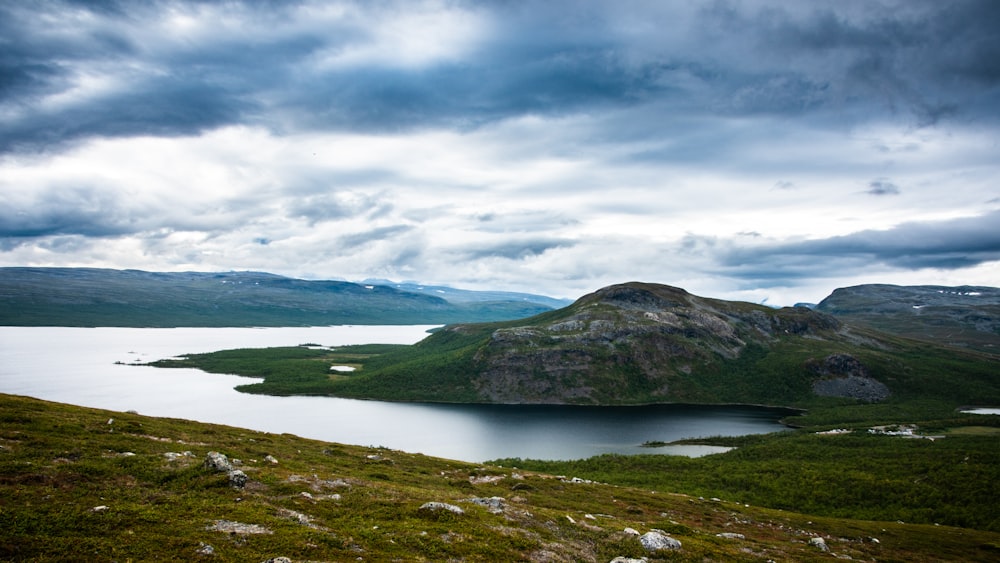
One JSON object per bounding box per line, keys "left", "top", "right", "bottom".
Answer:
{"left": 639, "top": 530, "right": 681, "bottom": 551}
{"left": 466, "top": 496, "right": 505, "bottom": 514}
{"left": 809, "top": 536, "right": 829, "bottom": 551}
{"left": 204, "top": 451, "right": 232, "bottom": 472}
{"left": 228, "top": 469, "right": 248, "bottom": 488}
{"left": 419, "top": 502, "right": 464, "bottom": 515}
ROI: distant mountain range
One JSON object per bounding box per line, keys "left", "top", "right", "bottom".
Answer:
{"left": 0, "top": 268, "right": 568, "bottom": 326}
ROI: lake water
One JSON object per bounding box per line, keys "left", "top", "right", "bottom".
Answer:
{"left": 0, "top": 326, "right": 792, "bottom": 462}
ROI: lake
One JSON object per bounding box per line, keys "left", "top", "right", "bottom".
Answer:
{"left": 0, "top": 326, "right": 793, "bottom": 462}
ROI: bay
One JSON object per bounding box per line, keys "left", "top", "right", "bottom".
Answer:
{"left": 0, "top": 326, "right": 791, "bottom": 462}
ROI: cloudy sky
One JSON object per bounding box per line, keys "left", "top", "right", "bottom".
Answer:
{"left": 2, "top": 0, "right": 999, "bottom": 305}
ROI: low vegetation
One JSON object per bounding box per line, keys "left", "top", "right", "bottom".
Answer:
{"left": 495, "top": 405, "right": 1000, "bottom": 533}
{"left": 2, "top": 393, "right": 999, "bottom": 561}
{"left": 0, "top": 268, "right": 558, "bottom": 326}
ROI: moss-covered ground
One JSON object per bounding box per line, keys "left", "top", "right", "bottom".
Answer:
{"left": 2, "top": 393, "right": 999, "bottom": 562}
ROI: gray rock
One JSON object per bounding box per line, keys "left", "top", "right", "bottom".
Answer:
{"left": 810, "top": 354, "right": 890, "bottom": 402}
{"left": 716, "top": 532, "right": 745, "bottom": 539}
{"left": 609, "top": 557, "right": 648, "bottom": 563}
{"left": 204, "top": 451, "right": 232, "bottom": 472}
{"left": 809, "top": 536, "right": 829, "bottom": 551}
{"left": 419, "top": 502, "right": 464, "bottom": 515}
{"left": 207, "top": 520, "right": 272, "bottom": 535}
{"left": 466, "top": 496, "right": 505, "bottom": 514}
{"left": 264, "top": 454, "right": 279, "bottom": 464}
{"left": 639, "top": 530, "right": 682, "bottom": 551}
{"left": 195, "top": 543, "right": 214, "bottom": 556}
{"left": 228, "top": 469, "right": 248, "bottom": 488}
{"left": 262, "top": 558, "right": 292, "bottom": 563}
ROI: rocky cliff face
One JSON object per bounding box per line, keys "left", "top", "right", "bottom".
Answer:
{"left": 468, "top": 282, "right": 844, "bottom": 404}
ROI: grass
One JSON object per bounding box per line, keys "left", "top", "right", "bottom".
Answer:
{"left": 2, "top": 393, "right": 1000, "bottom": 561}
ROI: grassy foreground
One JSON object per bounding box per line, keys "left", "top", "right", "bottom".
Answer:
{"left": 2, "top": 393, "right": 1000, "bottom": 562}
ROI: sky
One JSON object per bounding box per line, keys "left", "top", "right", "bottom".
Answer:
{"left": 1, "top": 0, "right": 999, "bottom": 305}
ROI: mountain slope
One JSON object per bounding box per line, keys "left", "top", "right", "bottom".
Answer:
{"left": 816, "top": 284, "right": 1000, "bottom": 354}
{"left": 0, "top": 268, "right": 558, "bottom": 326}
{"left": 4, "top": 393, "right": 999, "bottom": 561}
{"left": 170, "top": 282, "right": 996, "bottom": 407}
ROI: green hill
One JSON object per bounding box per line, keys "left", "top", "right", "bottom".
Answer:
{"left": 157, "top": 282, "right": 999, "bottom": 408}
{"left": 2, "top": 393, "right": 998, "bottom": 561}
{"left": 0, "top": 267, "right": 560, "bottom": 326}
{"left": 816, "top": 284, "right": 1000, "bottom": 354}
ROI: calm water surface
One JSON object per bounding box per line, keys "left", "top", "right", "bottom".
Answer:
{"left": 0, "top": 326, "right": 792, "bottom": 462}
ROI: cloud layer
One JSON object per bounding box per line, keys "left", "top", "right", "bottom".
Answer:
{"left": 2, "top": 0, "right": 999, "bottom": 304}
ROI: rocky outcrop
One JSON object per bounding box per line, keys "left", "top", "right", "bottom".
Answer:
{"left": 203, "top": 451, "right": 249, "bottom": 488}
{"left": 203, "top": 451, "right": 232, "bottom": 472}
{"left": 419, "top": 502, "right": 465, "bottom": 515}
{"left": 809, "top": 354, "right": 890, "bottom": 402}
{"left": 639, "top": 529, "right": 682, "bottom": 551}
{"left": 207, "top": 520, "right": 272, "bottom": 535}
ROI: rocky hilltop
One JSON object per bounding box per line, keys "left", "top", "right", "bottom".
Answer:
{"left": 317, "top": 281, "right": 989, "bottom": 406}
{"left": 817, "top": 284, "right": 1000, "bottom": 354}
{"left": 470, "top": 282, "right": 850, "bottom": 404}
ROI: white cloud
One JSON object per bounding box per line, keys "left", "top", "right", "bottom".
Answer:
{"left": 1, "top": 0, "right": 999, "bottom": 305}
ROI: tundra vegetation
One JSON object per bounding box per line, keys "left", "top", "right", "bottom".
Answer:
{"left": 1, "top": 393, "right": 998, "bottom": 561}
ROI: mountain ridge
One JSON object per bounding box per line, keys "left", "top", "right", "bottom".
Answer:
{"left": 816, "top": 283, "right": 1000, "bottom": 353}
{"left": 0, "top": 267, "right": 562, "bottom": 326}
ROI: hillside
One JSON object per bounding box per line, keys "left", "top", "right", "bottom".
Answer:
{"left": 159, "top": 282, "right": 999, "bottom": 407}
{"left": 2, "top": 393, "right": 998, "bottom": 561}
{"left": 0, "top": 268, "right": 559, "bottom": 326}
{"left": 816, "top": 284, "right": 1000, "bottom": 354}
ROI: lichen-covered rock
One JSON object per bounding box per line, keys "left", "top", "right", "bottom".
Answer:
{"left": 809, "top": 536, "right": 829, "bottom": 551}
{"left": 203, "top": 451, "right": 232, "bottom": 472}
{"left": 207, "top": 520, "right": 272, "bottom": 535}
{"left": 639, "top": 530, "right": 681, "bottom": 551}
{"left": 228, "top": 469, "right": 248, "bottom": 488}
{"left": 466, "top": 496, "right": 506, "bottom": 514}
{"left": 419, "top": 502, "right": 464, "bottom": 515}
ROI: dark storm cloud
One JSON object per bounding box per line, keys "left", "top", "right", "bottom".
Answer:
{"left": 458, "top": 238, "right": 575, "bottom": 261}
{"left": 867, "top": 178, "right": 900, "bottom": 196}
{"left": 336, "top": 225, "right": 414, "bottom": 250}
{"left": 0, "top": 185, "right": 139, "bottom": 238}
{"left": 3, "top": 1, "right": 998, "bottom": 154}
{"left": 716, "top": 211, "right": 1000, "bottom": 282}
{"left": 286, "top": 191, "right": 389, "bottom": 226}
